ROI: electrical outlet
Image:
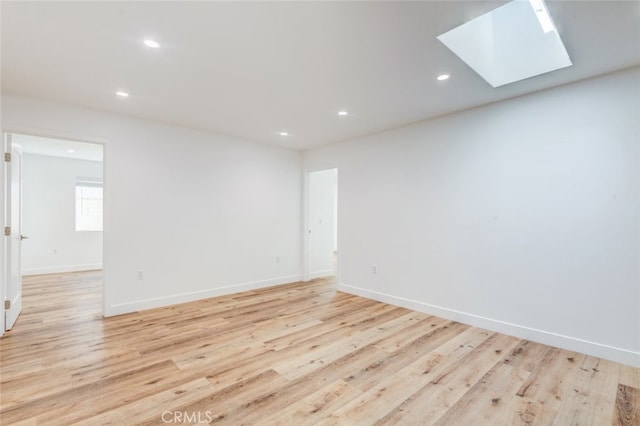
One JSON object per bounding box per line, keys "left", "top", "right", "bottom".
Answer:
{"left": 137, "top": 270, "right": 144, "bottom": 280}
{"left": 52, "top": 248, "right": 57, "bottom": 254}
{"left": 275, "top": 255, "right": 280, "bottom": 263}
{"left": 372, "top": 265, "right": 377, "bottom": 274}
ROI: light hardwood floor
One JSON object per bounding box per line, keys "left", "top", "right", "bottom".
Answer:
{"left": 1, "top": 271, "right": 638, "bottom": 425}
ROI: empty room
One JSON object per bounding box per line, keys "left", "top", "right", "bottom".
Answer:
{"left": 1, "top": 1, "right": 639, "bottom": 425}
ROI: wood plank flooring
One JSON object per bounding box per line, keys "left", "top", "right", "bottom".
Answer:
{"left": 1, "top": 271, "right": 638, "bottom": 425}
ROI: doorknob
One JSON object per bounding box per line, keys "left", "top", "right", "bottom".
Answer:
{"left": 20, "top": 235, "right": 28, "bottom": 241}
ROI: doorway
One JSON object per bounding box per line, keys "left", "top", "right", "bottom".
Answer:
{"left": 305, "top": 168, "right": 338, "bottom": 281}
{"left": 2, "top": 132, "right": 104, "bottom": 332}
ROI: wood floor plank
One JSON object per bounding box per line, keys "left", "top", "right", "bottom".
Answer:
{"left": 169, "top": 369, "right": 291, "bottom": 425}
{"left": 372, "top": 314, "right": 442, "bottom": 353}
{"left": 430, "top": 358, "right": 530, "bottom": 426}
{"left": 481, "top": 346, "right": 554, "bottom": 426}
{"left": 254, "top": 380, "right": 361, "bottom": 426}
{"left": 551, "top": 356, "right": 620, "bottom": 425}
{"left": 620, "top": 363, "right": 640, "bottom": 389}
{"left": 501, "top": 339, "right": 551, "bottom": 372}
{"left": 1, "top": 360, "right": 181, "bottom": 424}
{"left": 614, "top": 384, "right": 640, "bottom": 426}
{"left": 73, "top": 378, "right": 216, "bottom": 425}
{"left": 372, "top": 332, "right": 520, "bottom": 425}
{"left": 326, "top": 327, "right": 495, "bottom": 424}
{"left": 264, "top": 303, "right": 404, "bottom": 352}
{"left": 0, "top": 271, "right": 636, "bottom": 425}
{"left": 273, "top": 310, "right": 432, "bottom": 381}
{"left": 510, "top": 348, "right": 586, "bottom": 425}
{"left": 348, "top": 320, "right": 470, "bottom": 392}
{"left": 0, "top": 368, "right": 75, "bottom": 408}
{"left": 171, "top": 315, "right": 323, "bottom": 371}
{"left": 216, "top": 344, "right": 390, "bottom": 426}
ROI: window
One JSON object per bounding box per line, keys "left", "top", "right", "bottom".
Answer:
{"left": 75, "top": 178, "right": 103, "bottom": 231}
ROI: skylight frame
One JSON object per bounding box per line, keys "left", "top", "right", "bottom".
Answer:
{"left": 437, "top": 0, "right": 572, "bottom": 88}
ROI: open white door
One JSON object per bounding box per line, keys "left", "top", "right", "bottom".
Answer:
{"left": 306, "top": 168, "right": 338, "bottom": 280}
{"left": 5, "top": 135, "right": 24, "bottom": 330}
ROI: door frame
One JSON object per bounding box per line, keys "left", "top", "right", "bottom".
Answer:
{"left": 1, "top": 134, "right": 7, "bottom": 333}
{"left": 1, "top": 129, "right": 107, "bottom": 336}
{"left": 303, "top": 167, "right": 338, "bottom": 283}
{"left": 4, "top": 135, "right": 24, "bottom": 330}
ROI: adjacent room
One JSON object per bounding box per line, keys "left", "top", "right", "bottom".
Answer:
{"left": 1, "top": 1, "right": 638, "bottom": 424}
{"left": 15, "top": 134, "right": 104, "bottom": 277}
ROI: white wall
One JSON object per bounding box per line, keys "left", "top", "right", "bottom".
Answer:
{"left": 308, "top": 168, "right": 337, "bottom": 279}
{"left": 304, "top": 67, "right": 640, "bottom": 367}
{"left": 1, "top": 94, "right": 303, "bottom": 316}
{"left": 21, "top": 154, "right": 103, "bottom": 275}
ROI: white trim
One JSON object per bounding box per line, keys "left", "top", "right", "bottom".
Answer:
{"left": 302, "top": 171, "right": 310, "bottom": 282}
{"left": 309, "top": 269, "right": 334, "bottom": 280}
{"left": 1, "top": 133, "right": 7, "bottom": 335}
{"left": 22, "top": 264, "right": 103, "bottom": 276}
{"left": 104, "top": 274, "right": 303, "bottom": 317}
{"left": 337, "top": 282, "right": 640, "bottom": 368}
{"left": 1, "top": 127, "right": 108, "bottom": 146}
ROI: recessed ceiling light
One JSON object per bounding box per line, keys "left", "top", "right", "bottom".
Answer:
{"left": 67, "top": 149, "right": 75, "bottom": 153}
{"left": 116, "top": 91, "right": 129, "bottom": 97}
{"left": 338, "top": 111, "right": 348, "bottom": 116}
{"left": 144, "top": 39, "right": 160, "bottom": 48}
{"left": 436, "top": 74, "right": 450, "bottom": 81}
{"left": 279, "top": 132, "right": 288, "bottom": 136}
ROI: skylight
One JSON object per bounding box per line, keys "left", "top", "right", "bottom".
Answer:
{"left": 437, "top": 0, "right": 572, "bottom": 88}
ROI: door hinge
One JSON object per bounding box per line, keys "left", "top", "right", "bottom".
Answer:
{"left": 4, "top": 226, "right": 10, "bottom": 236}
{"left": 4, "top": 153, "right": 10, "bottom": 162}
{"left": 4, "top": 300, "right": 10, "bottom": 310}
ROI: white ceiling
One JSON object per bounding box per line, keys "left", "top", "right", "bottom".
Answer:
{"left": 2, "top": 1, "right": 639, "bottom": 150}
{"left": 12, "top": 134, "right": 104, "bottom": 162}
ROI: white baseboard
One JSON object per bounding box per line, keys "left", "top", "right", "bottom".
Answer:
{"left": 23, "top": 264, "right": 103, "bottom": 276}
{"left": 309, "top": 269, "right": 335, "bottom": 280}
{"left": 338, "top": 282, "right": 640, "bottom": 368}
{"left": 105, "top": 274, "right": 303, "bottom": 317}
